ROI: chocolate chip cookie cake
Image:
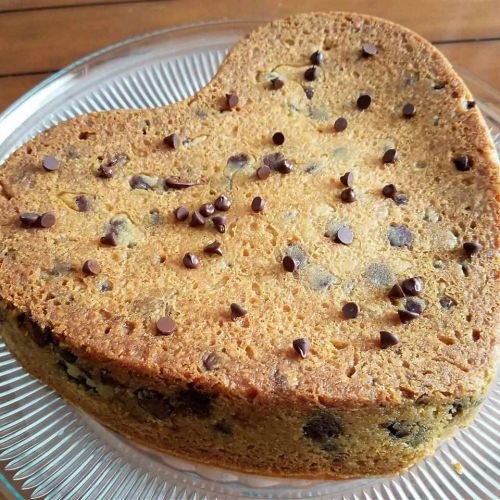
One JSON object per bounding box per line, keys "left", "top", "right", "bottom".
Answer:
{"left": 0, "top": 12, "right": 498, "bottom": 478}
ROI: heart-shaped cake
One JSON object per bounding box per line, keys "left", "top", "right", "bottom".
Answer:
{"left": 0, "top": 12, "right": 498, "bottom": 478}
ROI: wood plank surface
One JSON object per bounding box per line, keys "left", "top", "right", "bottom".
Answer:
{"left": 0, "top": 0, "right": 142, "bottom": 11}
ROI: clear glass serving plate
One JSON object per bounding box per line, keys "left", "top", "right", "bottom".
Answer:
{"left": 0, "top": 19, "right": 498, "bottom": 500}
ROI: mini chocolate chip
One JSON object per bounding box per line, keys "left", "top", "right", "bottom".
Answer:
{"left": 388, "top": 284, "right": 405, "bottom": 299}
{"left": 356, "top": 94, "right": 371, "bottom": 110}
{"left": 251, "top": 196, "right": 265, "bottom": 212}
{"left": 75, "top": 195, "right": 92, "bottom": 212}
{"left": 20, "top": 212, "right": 40, "bottom": 227}
{"left": 227, "top": 153, "right": 248, "bottom": 168}
{"left": 334, "top": 117, "right": 348, "bottom": 132}
{"left": 212, "top": 215, "right": 227, "bottom": 233}
{"left": 199, "top": 203, "right": 215, "bottom": 217}
{"left": 440, "top": 296, "right": 456, "bottom": 310}
{"left": 405, "top": 297, "right": 426, "bottom": 314}
{"left": 42, "top": 156, "right": 59, "bottom": 172}
{"left": 270, "top": 78, "right": 284, "bottom": 90}
{"left": 465, "top": 100, "right": 476, "bottom": 109}
{"left": 340, "top": 188, "right": 356, "bottom": 203}
{"left": 335, "top": 226, "right": 353, "bottom": 245}
{"left": 98, "top": 164, "right": 114, "bottom": 179}
{"left": 263, "top": 152, "right": 285, "bottom": 169}
{"left": 82, "top": 259, "right": 100, "bottom": 276}
{"left": 130, "top": 175, "right": 154, "bottom": 190}
{"left": 214, "top": 195, "right": 231, "bottom": 211}
{"left": 101, "top": 229, "right": 119, "bottom": 246}
{"left": 304, "top": 87, "right": 314, "bottom": 99}
{"left": 304, "top": 67, "right": 319, "bottom": 81}
{"left": 136, "top": 389, "right": 172, "bottom": 419}
{"left": 156, "top": 315, "right": 176, "bottom": 335}
{"left": 303, "top": 413, "right": 342, "bottom": 441}
{"left": 190, "top": 211, "right": 206, "bottom": 228}
{"left": 293, "top": 338, "right": 310, "bottom": 359}
{"left": 453, "top": 155, "right": 473, "bottom": 171}
{"left": 183, "top": 253, "right": 200, "bottom": 269}
{"left": 277, "top": 159, "right": 293, "bottom": 174}
{"left": 361, "top": 42, "right": 377, "bottom": 57}
{"left": 340, "top": 171, "right": 354, "bottom": 187}
{"left": 384, "top": 421, "right": 412, "bottom": 439}
{"left": 165, "top": 177, "right": 196, "bottom": 189}
{"left": 283, "top": 255, "right": 299, "bottom": 272}
{"left": 393, "top": 193, "right": 409, "bottom": 206}
{"left": 382, "top": 184, "right": 397, "bottom": 198}
{"left": 174, "top": 206, "right": 189, "bottom": 221}
{"left": 463, "top": 241, "right": 481, "bottom": 258}
{"left": 164, "top": 133, "right": 181, "bottom": 149}
{"left": 226, "top": 93, "right": 239, "bottom": 109}
{"left": 38, "top": 212, "right": 56, "bottom": 228}
{"left": 204, "top": 240, "right": 223, "bottom": 256}
{"left": 433, "top": 82, "right": 446, "bottom": 90}
{"left": 342, "top": 302, "right": 359, "bottom": 319}
{"left": 272, "top": 132, "right": 285, "bottom": 145}
{"left": 230, "top": 303, "right": 247, "bottom": 320}
{"left": 310, "top": 50, "right": 324, "bottom": 65}
{"left": 398, "top": 309, "right": 419, "bottom": 324}
{"left": 401, "top": 277, "right": 424, "bottom": 296}
{"left": 203, "top": 352, "right": 219, "bottom": 370}
{"left": 382, "top": 149, "right": 398, "bottom": 164}
{"left": 256, "top": 165, "right": 271, "bottom": 180}
{"left": 380, "top": 331, "right": 400, "bottom": 349}
{"left": 402, "top": 103, "right": 416, "bottom": 118}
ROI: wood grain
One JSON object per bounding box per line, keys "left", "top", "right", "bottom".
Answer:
{"left": 0, "top": 0, "right": 499, "bottom": 75}
{"left": 0, "top": 0, "right": 143, "bottom": 12}
{"left": 0, "top": 73, "right": 50, "bottom": 111}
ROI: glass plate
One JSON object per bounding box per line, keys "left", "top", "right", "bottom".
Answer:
{"left": 0, "top": 20, "right": 498, "bottom": 500}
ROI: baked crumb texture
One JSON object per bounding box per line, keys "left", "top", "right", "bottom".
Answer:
{"left": 0, "top": 12, "right": 498, "bottom": 478}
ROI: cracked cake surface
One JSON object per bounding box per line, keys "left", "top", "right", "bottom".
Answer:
{"left": 0, "top": 12, "right": 498, "bottom": 478}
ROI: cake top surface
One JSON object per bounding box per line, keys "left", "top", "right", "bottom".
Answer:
{"left": 0, "top": 12, "right": 498, "bottom": 407}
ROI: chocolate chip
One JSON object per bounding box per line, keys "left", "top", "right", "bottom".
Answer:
{"left": 136, "top": 389, "right": 172, "bottom": 419}
{"left": 225, "top": 93, "right": 239, "bottom": 109}
{"left": 174, "top": 206, "right": 189, "bottom": 221}
{"left": 384, "top": 421, "right": 411, "bottom": 439}
{"left": 130, "top": 175, "right": 154, "bottom": 190}
{"left": 26, "top": 319, "right": 53, "bottom": 347}
{"left": 463, "top": 241, "right": 481, "bottom": 258}
{"left": 214, "top": 195, "right": 231, "bottom": 211}
{"left": 163, "top": 133, "right": 181, "bottom": 149}
{"left": 175, "top": 386, "right": 214, "bottom": 417}
{"left": 334, "top": 117, "right": 348, "bottom": 132}
{"left": 398, "top": 309, "right": 419, "bottom": 324}
{"left": 304, "top": 66, "right": 319, "bottom": 81}
{"left": 212, "top": 215, "right": 227, "bottom": 233}
{"left": 75, "top": 195, "right": 92, "bottom": 212}
{"left": 402, "top": 103, "right": 416, "bottom": 118}
{"left": 277, "top": 159, "right": 293, "bottom": 174}
{"left": 310, "top": 50, "right": 324, "bottom": 65}
{"left": 382, "top": 184, "right": 397, "bottom": 198}
{"left": 270, "top": 77, "right": 284, "bottom": 90}
{"left": 304, "top": 87, "right": 314, "bottom": 99}
{"left": 189, "top": 211, "right": 205, "bottom": 228}
{"left": 101, "top": 228, "right": 119, "bottom": 246}
{"left": 97, "top": 164, "right": 114, "bottom": 179}
{"left": 303, "top": 413, "right": 342, "bottom": 441}
{"left": 227, "top": 153, "right": 248, "bottom": 168}
{"left": 432, "top": 82, "right": 446, "bottom": 90}
{"left": 335, "top": 226, "right": 353, "bottom": 245}
{"left": 283, "top": 255, "right": 299, "bottom": 272}
{"left": 204, "top": 240, "right": 223, "bottom": 256}
{"left": 230, "top": 303, "right": 247, "bottom": 320}
{"left": 405, "top": 297, "right": 426, "bottom": 314}
{"left": 356, "top": 94, "right": 371, "bottom": 110}
{"left": 272, "top": 132, "right": 285, "bottom": 145}
{"left": 388, "top": 224, "right": 413, "bottom": 247}
{"left": 251, "top": 196, "right": 265, "bottom": 212}
{"left": 165, "top": 177, "right": 196, "bottom": 189}
{"left": 440, "top": 296, "right": 456, "bottom": 310}
{"left": 401, "top": 277, "right": 424, "bottom": 296}
{"left": 393, "top": 193, "right": 409, "bottom": 206}
{"left": 20, "top": 212, "right": 40, "bottom": 228}
{"left": 293, "top": 338, "right": 310, "bottom": 359}
{"left": 156, "top": 315, "right": 176, "bottom": 335}
{"left": 465, "top": 100, "right": 476, "bottom": 110}
{"left": 453, "top": 155, "right": 473, "bottom": 171}
{"left": 199, "top": 203, "right": 215, "bottom": 217}
{"left": 263, "top": 152, "right": 285, "bottom": 169}
{"left": 388, "top": 283, "right": 405, "bottom": 299}
{"left": 59, "top": 348, "right": 77, "bottom": 364}
{"left": 38, "top": 212, "right": 56, "bottom": 228}
{"left": 340, "top": 188, "right": 356, "bottom": 203}
{"left": 380, "top": 331, "right": 400, "bottom": 349}
{"left": 183, "top": 253, "right": 199, "bottom": 269}
{"left": 382, "top": 149, "right": 398, "bottom": 164}
{"left": 361, "top": 42, "right": 377, "bottom": 57}
{"left": 42, "top": 155, "right": 59, "bottom": 172}
{"left": 203, "top": 352, "right": 219, "bottom": 370}
{"left": 82, "top": 259, "right": 100, "bottom": 276}
{"left": 340, "top": 171, "right": 354, "bottom": 187}
{"left": 256, "top": 165, "right": 271, "bottom": 180}
{"left": 342, "top": 302, "right": 359, "bottom": 319}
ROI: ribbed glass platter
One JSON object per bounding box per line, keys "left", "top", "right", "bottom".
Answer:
{"left": 0, "top": 19, "right": 499, "bottom": 500}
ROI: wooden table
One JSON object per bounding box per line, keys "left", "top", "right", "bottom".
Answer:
{"left": 0, "top": 0, "right": 499, "bottom": 112}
